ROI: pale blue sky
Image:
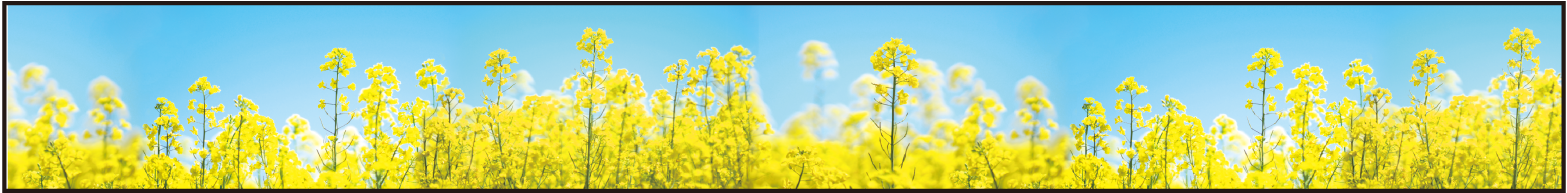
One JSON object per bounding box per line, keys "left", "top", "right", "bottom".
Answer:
{"left": 6, "top": 5, "right": 1561, "bottom": 159}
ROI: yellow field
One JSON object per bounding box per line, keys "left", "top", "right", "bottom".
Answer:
{"left": 5, "top": 27, "right": 1560, "bottom": 189}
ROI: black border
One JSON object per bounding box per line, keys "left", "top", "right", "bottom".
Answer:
{"left": 0, "top": 1, "right": 1564, "bottom": 6}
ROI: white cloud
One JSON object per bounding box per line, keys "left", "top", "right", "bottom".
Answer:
{"left": 1102, "top": 135, "right": 1126, "bottom": 165}
{"left": 1264, "top": 125, "right": 1295, "bottom": 153}
{"left": 849, "top": 73, "right": 880, "bottom": 98}
{"left": 1438, "top": 70, "right": 1463, "bottom": 97}
{"left": 1220, "top": 127, "right": 1252, "bottom": 167}
{"left": 342, "top": 126, "right": 369, "bottom": 152}
{"left": 5, "top": 64, "right": 21, "bottom": 118}
{"left": 172, "top": 136, "right": 199, "bottom": 164}
{"left": 506, "top": 69, "right": 537, "bottom": 96}
{"left": 295, "top": 128, "right": 326, "bottom": 164}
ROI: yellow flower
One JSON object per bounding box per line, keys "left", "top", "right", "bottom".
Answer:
{"left": 1115, "top": 76, "right": 1146, "bottom": 95}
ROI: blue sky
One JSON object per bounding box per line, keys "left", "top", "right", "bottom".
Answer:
{"left": 7, "top": 5, "right": 1561, "bottom": 160}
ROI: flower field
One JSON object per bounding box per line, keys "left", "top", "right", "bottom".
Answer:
{"left": 4, "top": 27, "right": 1561, "bottom": 189}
